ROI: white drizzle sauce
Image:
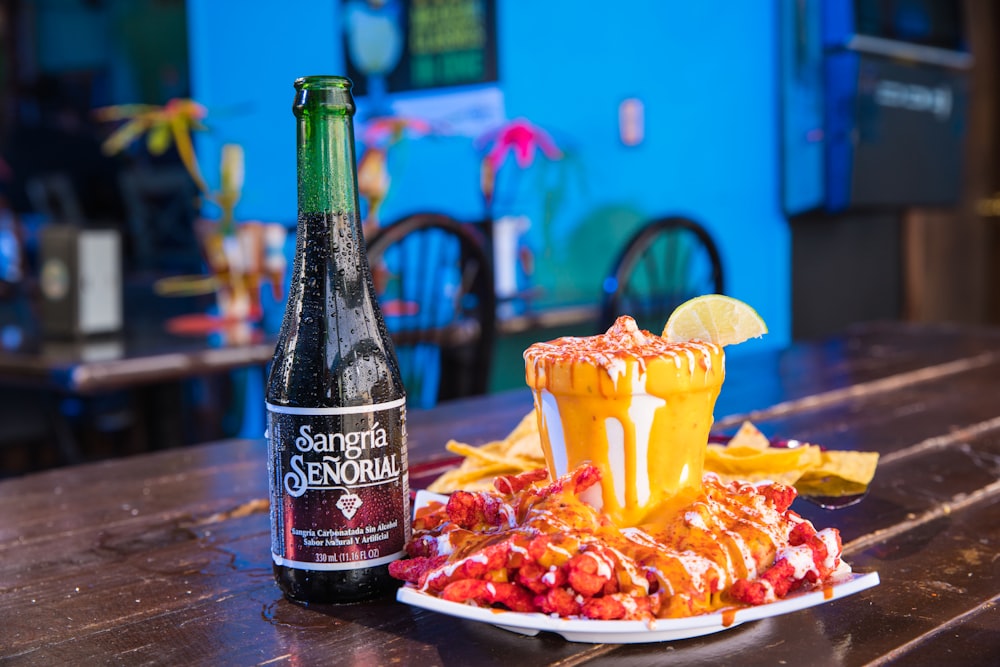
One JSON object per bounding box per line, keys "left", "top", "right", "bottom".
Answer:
{"left": 723, "top": 530, "right": 757, "bottom": 578}
{"left": 674, "top": 550, "right": 727, "bottom": 592}
{"left": 818, "top": 528, "right": 842, "bottom": 571}
{"left": 603, "top": 544, "right": 651, "bottom": 593}
{"left": 499, "top": 504, "right": 517, "bottom": 529}
{"left": 424, "top": 551, "right": 491, "bottom": 589}
{"left": 777, "top": 543, "right": 818, "bottom": 579}
{"left": 620, "top": 595, "right": 639, "bottom": 615}
{"left": 581, "top": 550, "right": 614, "bottom": 580}
{"left": 684, "top": 511, "right": 709, "bottom": 530}
{"left": 758, "top": 579, "right": 776, "bottom": 603}
{"left": 434, "top": 533, "right": 454, "bottom": 556}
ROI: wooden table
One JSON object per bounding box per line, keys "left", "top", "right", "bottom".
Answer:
{"left": 0, "top": 282, "right": 275, "bottom": 394}
{"left": 1, "top": 320, "right": 998, "bottom": 665}
{"left": 0, "top": 283, "right": 275, "bottom": 463}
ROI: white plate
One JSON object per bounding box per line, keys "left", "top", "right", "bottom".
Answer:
{"left": 397, "top": 571, "right": 880, "bottom": 643}
{"left": 398, "top": 491, "right": 880, "bottom": 643}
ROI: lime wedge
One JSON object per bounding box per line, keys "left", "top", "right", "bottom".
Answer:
{"left": 663, "top": 294, "right": 768, "bottom": 346}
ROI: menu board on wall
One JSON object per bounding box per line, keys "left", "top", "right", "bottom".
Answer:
{"left": 341, "top": 0, "right": 498, "bottom": 98}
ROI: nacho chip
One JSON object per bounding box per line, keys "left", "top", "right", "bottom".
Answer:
{"left": 705, "top": 436, "right": 823, "bottom": 479}
{"left": 426, "top": 460, "right": 519, "bottom": 493}
{"left": 729, "top": 420, "right": 771, "bottom": 451}
{"left": 427, "top": 413, "right": 879, "bottom": 500}
{"left": 445, "top": 439, "right": 542, "bottom": 470}
{"left": 794, "top": 450, "right": 880, "bottom": 497}
{"left": 702, "top": 421, "right": 878, "bottom": 497}
{"left": 703, "top": 420, "right": 818, "bottom": 484}
{"left": 427, "top": 413, "right": 548, "bottom": 493}
{"left": 503, "top": 417, "right": 546, "bottom": 460}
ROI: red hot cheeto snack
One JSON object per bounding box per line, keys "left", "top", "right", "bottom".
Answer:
{"left": 389, "top": 465, "right": 851, "bottom": 620}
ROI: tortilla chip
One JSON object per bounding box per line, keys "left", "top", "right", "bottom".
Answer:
{"left": 427, "top": 412, "right": 879, "bottom": 500}
{"left": 704, "top": 442, "right": 823, "bottom": 477}
{"left": 704, "top": 421, "right": 878, "bottom": 497}
{"left": 794, "top": 450, "right": 880, "bottom": 497}
{"left": 729, "top": 421, "right": 771, "bottom": 451}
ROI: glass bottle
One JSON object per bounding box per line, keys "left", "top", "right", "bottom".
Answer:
{"left": 266, "top": 76, "right": 409, "bottom": 604}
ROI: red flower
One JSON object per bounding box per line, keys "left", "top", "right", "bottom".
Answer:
{"left": 476, "top": 118, "right": 563, "bottom": 205}
{"left": 478, "top": 118, "right": 563, "bottom": 173}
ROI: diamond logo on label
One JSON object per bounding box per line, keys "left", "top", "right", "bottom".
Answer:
{"left": 336, "top": 492, "right": 363, "bottom": 519}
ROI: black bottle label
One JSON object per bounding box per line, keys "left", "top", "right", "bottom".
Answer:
{"left": 266, "top": 398, "right": 409, "bottom": 571}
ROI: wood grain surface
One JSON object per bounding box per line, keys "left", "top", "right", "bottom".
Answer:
{"left": 1, "top": 321, "right": 998, "bottom": 665}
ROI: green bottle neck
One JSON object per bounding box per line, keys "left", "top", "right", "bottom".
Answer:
{"left": 293, "top": 75, "right": 359, "bottom": 216}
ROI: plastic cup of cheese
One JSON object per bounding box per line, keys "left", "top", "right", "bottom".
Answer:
{"left": 523, "top": 315, "right": 725, "bottom": 527}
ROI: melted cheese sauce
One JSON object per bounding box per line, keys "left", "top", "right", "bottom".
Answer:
{"left": 416, "top": 473, "right": 810, "bottom": 619}
{"left": 524, "top": 316, "right": 725, "bottom": 526}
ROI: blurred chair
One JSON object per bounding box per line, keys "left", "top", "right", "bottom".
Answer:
{"left": 26, "top": 172, "right": 84, "bottom": 223}
{"left": 600, "top": 216, "right": 724, "bottom": 333}
{"left": 119, "top": 166, "right": 202, "bottom": 272}
{"left": 366, "top": 213, "right": 496, "bottom": 408}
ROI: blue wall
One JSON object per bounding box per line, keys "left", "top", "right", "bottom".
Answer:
{"left": 187, "top": 1, "right": 789, "bottom": 354}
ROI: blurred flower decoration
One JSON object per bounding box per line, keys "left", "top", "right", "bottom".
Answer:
{"left": 475, "top": 118, "right": 563, "bottom": 213}
{"left": 357, "top": 115, "right": 431, "bottom": 237}
{"left": 95, "top": 98, "right": 243, "bottom": 235}
{"left": 474, "top": 118, "right": 569, "bottom": 308}
{"left": 95, "top": 99, "right": 286, "bottom": 325}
